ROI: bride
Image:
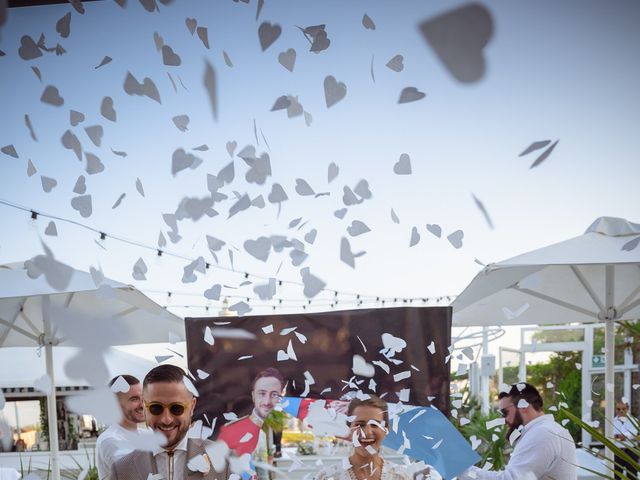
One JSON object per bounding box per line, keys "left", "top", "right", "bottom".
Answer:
{"left": 313, "top": 396, "right": 431, "bottom": 480}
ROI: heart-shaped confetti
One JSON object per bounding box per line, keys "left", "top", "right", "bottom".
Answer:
{"left": 95, "top": 56, "right": 112, "bottom": 69}
{"left": 288, "top": 179, "right": 314, "bottom": 198}
{"left": 278, "top": 48, "right": 296, "bottom": 72}
{"left": 1, "top": 144, "right": 18, "bottom": 158}
{"left": 398, "top": 87, "right": 426, "bottom": 104}
{"left": 70, "top": 110, "right": 85, "bottom": 126}
{"left": 18, "top": 35, "right": 42, "bottom": 60}
{"left": 268, "top": 183, "right": 288, "bottom": 203}
{"left": 426, "top": 224, "right": 442, "bottom": 238}
{"left": 258, "top": 22, "right": 281, "bottom": 51}
{"left": 162, "top": 45, "right": 181, "bottom": 66}
{"left": 85, "top": 125, "right": 103, "bottom": 147}
{"left": 244, "top": 236, "right": 271, "bottom": 262}
{"left": 324, "top": 75, "right": 347, "bottom": 108}
{"left": 123, "top": 72, "right": 161, "bottom": 103}
{"left": 73, "top": 175, "right": 86, "bottom": 194}
{"left": 352, "top": 355, "right": 375, "bottom": 377}
{"left": 110, "top": 375, "right": 131, "bottom": 393}
{"left": 186, "top": 17, "right": 197, "bottom": 35}
{"left": 386, "top": 54, "right": 404, "bottom": 72}
{"left": 419, "top": 4, "right": 493, "bottom": 83}
{"left": 394, "top": 153, "right": 412, "bottom": 174}
{"left": 362, "top": 14, "right": 376, "bottom": 30}
{"left": 41, "top": 176, "right": 57, "bottom": 193}
{"left": 56, "top": 12, "right": 71, "bottom": 38}
{"left": 223, "top": 50, "right": 233, "bottom": 67}
{"left": 203, "top": 60, "right": 217, "bottom": 121}
{"left": 27, "top": 160, "right": 37, "bottom": 177}
{"left": 197, "top": 27, "right": 210, "bottom": 49}
{"left": 447, "top": 229, "right": 464, "bottom": 248}
{"left": 347, "top": 220, "right": 371, "bottom": 237}
{"left": 101, "top": 97, "right": 116, "bottom": 122}
{"left": 85, "top": 152, "right": 105, "bottom": 175}
{"left": 71, "top": 194, "right": 93, "bottom": 218}
{"left": 409, "top": 226, "right": 421, "bottom": 247}
{"left": 41, "top": 85, "right": 64, "bottom": 106}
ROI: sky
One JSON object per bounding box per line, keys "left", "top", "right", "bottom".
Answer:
{"left": 0, "top": 0, "right": 639, "bottom": 366}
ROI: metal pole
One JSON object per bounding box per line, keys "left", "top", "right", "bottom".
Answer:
{"left": 42, "top": 297, "right": 61, "bottom": 480}
{"left": 14, "top": 401, "right": 21, "bottom": 440}
{"left": 604, "top": 265, "right": 615, "bottom": 461}
{"left": 480, "top": 326, "right": 489, "bottom": 415}
{"left": 582, "top": 324, "right": 593, "bottom": 448}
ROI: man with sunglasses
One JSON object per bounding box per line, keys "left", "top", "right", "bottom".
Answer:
{"left": 217, "top": 367, "right": 285, "bottom": 456}
{"left": 459, "top": 382, "right": 576, "bottom": 479}
{"left": 96, "top": 375, "right": 145, "bottom": 480}
{"left": 111, "top": 365, "right": 229, "bottom": 480}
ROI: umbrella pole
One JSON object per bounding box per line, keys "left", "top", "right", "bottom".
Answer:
{"left": 43, "top": 297, "right": 61, "bottom": 480}
{"left": 604, "top": 265, "right": 615, "bottom": 461}
{"left": 604, "top": 317, "right": 615, "bottom": 461}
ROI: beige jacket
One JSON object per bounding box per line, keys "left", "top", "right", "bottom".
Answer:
{"left": 111, "top": 439, "right": 229, "bottom": 480}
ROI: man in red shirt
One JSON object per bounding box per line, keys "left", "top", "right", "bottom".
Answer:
{"left": 217, "top": 368, "right": 285, "bottom": 456}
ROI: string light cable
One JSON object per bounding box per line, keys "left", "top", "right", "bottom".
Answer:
{"left": 0, "top": 198, "right": 458, "bottom": 305}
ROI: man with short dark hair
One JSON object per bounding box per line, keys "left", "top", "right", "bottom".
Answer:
{"left": 460, "top": 382, "right": 577, "bottom": 479}
{"left": 111, "top": 365, "right": 229, "bottom": 480}
{"left": 96, "top": 375, "right": 145, "bottom": 480}
{"left": 217, "top": 367, "right": 285, "bottom": 456}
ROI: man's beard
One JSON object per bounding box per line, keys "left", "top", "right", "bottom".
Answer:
{"left": 505, "top": 410, "right": 523, "bottom": 440}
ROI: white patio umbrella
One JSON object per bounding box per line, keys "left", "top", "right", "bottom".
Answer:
{"left": 452, "top": 216, "right": 640, "bottom": 455}
{"left": 0, "top": 261, "right": 184, "bottom": 480}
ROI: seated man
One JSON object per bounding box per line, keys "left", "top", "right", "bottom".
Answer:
{"left": 460, "top": 383, "right": 577, "bottom": 480}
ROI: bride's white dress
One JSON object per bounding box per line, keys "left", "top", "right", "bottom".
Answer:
{"left": 314, "top": 461, "right": 413, "bottom": 480}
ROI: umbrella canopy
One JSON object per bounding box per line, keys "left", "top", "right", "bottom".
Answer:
{"left": 0, "top": 262, "right": 183, "bottom": 347}
{"left": 0, "top": 346, "right": 155, "bottom": 389}
{"left": 452, "top": 216, "right": 640, "bottom": 456}
{"left": 0, "top": 261, "right": 184, "bottom": 480}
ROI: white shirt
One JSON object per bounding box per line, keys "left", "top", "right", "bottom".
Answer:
{"left": 153, "top": 434, "right": 188, "bottom": 480}
{"left": 459, "top": 414, "right": 577, "bottom": 480}
{"left": 613, "top": 415, "right": 638, "bottom": 449}
{"left": 97, "top": 424, "right": 138, "bottom": 480}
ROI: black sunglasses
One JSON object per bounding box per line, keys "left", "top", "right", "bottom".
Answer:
{"left": 144, "top": 401, "right": 188, "bottom": 416}
{"left": 499, "top": 404, "right": 514, "bottom": 418}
